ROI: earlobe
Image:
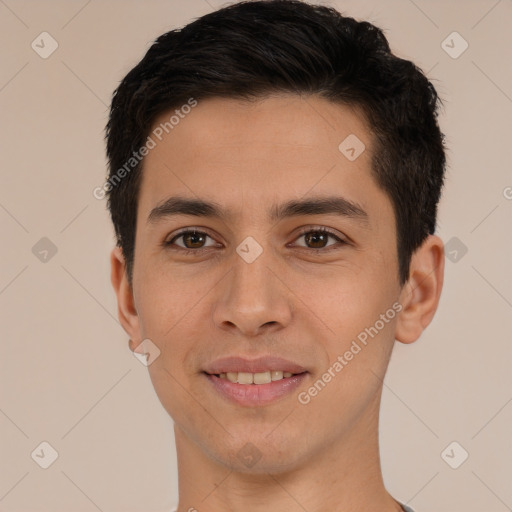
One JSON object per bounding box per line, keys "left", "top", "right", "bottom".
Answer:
{"left": 395, "top": 235, "right": 445, "bottom": 344}
{"left": 110, "top": 246, "right": 141, "bottom": 343}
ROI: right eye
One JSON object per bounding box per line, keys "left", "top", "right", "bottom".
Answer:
{"left": 164, "top": 229, "right": 220, "bottom": 253}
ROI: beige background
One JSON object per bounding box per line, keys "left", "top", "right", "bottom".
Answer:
{"left": 1, "top": 0, "right": 511, "bottom": 511}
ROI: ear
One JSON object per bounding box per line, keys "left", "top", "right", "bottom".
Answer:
{"left": 110, "top": 246, "right": 141, "bottom": 349}
{"left": 395, "top": 234, "right": 445, "bottom": 344}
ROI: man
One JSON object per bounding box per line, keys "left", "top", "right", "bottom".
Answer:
{"left": 106, "top": 1, "right": 445, "bottom": 510}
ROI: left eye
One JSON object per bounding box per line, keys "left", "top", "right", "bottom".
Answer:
{"left": 293, "top": 228, "right": 345, "bottom": 250}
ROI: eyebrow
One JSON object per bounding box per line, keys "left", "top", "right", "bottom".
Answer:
{"left": 147, "top": 195, "right": 369, "bottom": 225}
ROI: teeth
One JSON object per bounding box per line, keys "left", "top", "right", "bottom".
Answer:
{"left": 254, "top": 371, "right": 272, "bottom": 384}
{"left": 237, "top": 372, "right": 254, "bottom": 384}
{"left": 219, "top": 370, "right": 297, "bottom": 384}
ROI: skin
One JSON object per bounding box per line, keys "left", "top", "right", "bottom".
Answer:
{"left": 111, "top": 94, "right": 444, "bottom": 512}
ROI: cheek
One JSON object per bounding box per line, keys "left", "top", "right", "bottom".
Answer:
{"left": 134, "top": 265, "right": 219, "bottom": 385}
{"left": 295, "top": 260, "right": 396, "bottom": 330}
{"left": 299, "top": 266, "right": 399, "bottom": 374}
{"left": 134, "top": 260, "right": 207, "bottom": 336}
{"left": 308, "top": 313, "right": 397, "bottom": 424}
{"left": 138, "top": 275, "right": 206, "bottom": 421}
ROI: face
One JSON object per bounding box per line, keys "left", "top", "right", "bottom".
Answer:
{"left": 121, "top": 94, "right": 407, "bottom": 472}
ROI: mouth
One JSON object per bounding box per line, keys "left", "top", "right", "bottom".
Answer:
{"left": 202, "top": 355, "right": 309, "bottom": 406}
{"left": 203, "top": 368, "right": 308, "bottom": 406}
{"left": 206, "top": 370, "right": 303, "bottom": 384}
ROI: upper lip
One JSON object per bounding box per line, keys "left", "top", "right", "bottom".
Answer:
{"left": 204, "top": 356, "right": 308, "bottom": 375}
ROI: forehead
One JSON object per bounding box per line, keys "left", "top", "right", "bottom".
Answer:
{"left": 146, "top": 93, "right": 370, "bottom": 161}
{"left": 137, "top": 94, "right": 391, "bottom": 227}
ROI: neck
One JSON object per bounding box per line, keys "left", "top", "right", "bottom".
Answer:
{"left": 173, "top": 392, "right": 403, "bottom": 512}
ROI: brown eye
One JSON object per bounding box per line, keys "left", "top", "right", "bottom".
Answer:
{"left": 294, "top": 228, "right": 345, "bottom": 250}
{"left": 304, "top": 231, "right": 330, "bottom": 249}
{"left": 166, "top": 230, "right": 217, "bottom": 251}
{"left": 182, "top": 231, "right": 207, "bottom": 249}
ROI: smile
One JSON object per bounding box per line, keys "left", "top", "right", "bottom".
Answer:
{"left": 204, "top": 371, "right": 308, "bottom": 406}
{"left": 215, "top": 370, "right": 296, "bottom": 384}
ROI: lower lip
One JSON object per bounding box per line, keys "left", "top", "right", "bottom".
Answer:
{"left": 205, "top": 372, "right": 308, "bottom": 407}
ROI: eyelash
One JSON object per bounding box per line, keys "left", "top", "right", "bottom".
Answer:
{"left": 164, "top": 226, "right": 347, "bottom": 256}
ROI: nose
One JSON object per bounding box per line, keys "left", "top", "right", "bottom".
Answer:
{"left": 211, "top": 250, "right": 293, "bottom": 338}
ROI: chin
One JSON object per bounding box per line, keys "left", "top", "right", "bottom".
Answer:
{"left": 208, "top": 431, "right": 310, "bottom": 475}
